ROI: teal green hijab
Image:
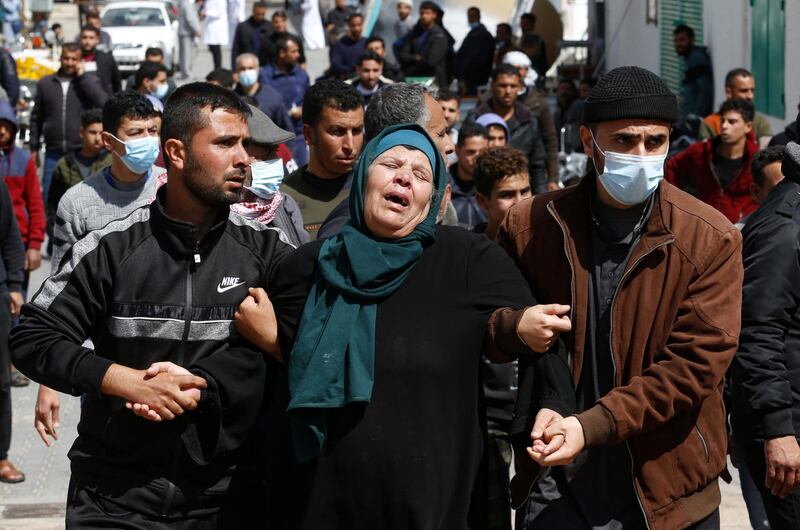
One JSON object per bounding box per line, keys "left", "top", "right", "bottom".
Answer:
{"left": 287, "top": 123, "right": 447, "bottom": 462}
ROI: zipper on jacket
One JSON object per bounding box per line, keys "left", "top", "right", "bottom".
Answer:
{"left": 546, "top": 202, "right": 576, "bottom": 366}
{"left": 160, "top": 249, "right": 196, "bottom": 517}
{"left": 61, "top": 82, "right": 68, "bottom": 152}
{"left": 695, "top": 425, "right": 710, "bottom": 462}
{"left": 607, "top": 237, "right": 674, "bottom": 530}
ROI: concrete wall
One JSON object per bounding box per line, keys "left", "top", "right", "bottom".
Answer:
{"left": 602, "top": 0, "right": 660, "bottom": 74}
{"left": 780, "top": 1, "right": 800, "bottom": 129}
{"left": 702, "top": 0, "right": 749, "bottom": 108}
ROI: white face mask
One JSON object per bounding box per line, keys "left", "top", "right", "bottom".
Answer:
{"left": 591, "top": 132, "right": 668, "bottom": 206}
{"left": 245, "top": 157, "right": 284, "bottom": 199}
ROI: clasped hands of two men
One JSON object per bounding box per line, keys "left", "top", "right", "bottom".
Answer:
{"left": 116, "top": 290, "right": 585, "bottom": 467}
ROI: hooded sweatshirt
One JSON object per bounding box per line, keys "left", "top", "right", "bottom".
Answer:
{"left": 0, "top": 100, "right": 45, "bottom": 250}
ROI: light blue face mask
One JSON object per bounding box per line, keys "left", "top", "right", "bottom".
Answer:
{"left": 592, "top": 132, "right": 668, "bottom": 206}
{"left": 111, "top": 134, "right": 160, "bottom": 174}
{"left": 246, "top": 157, "right": 284, "bottom": 199}
{"left": 154, "top": 82, "right": 169, "bottom": 100}
{"left": 239, "top": 69, "right": 258, "bottom": 88}
{"left": 469, "top": 22, "right": 481, "bottom": 30}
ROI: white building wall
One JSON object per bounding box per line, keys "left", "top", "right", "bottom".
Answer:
{"left": 780, "top": 1, "right": 800, "bottom": 129}
{"left": 602, "top": 0, "right": 660, "bottom": 74}
{"left": 702, "top": 0, "right": 749, "bottom": 108}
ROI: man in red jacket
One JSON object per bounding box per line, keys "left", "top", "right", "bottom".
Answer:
{"left": 666, "top": 98, "right": 759, "bottom": 223}
{"left": 0, "top": 100, "right": 45, "bottom": 290}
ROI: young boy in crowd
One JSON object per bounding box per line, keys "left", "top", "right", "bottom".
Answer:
{"left": 473, "top": 145, "right": 531, "bottom": 238}
{"left": 47, "top": 108, "right": 112, "bottom": 241}
{"left": 476, "top": 112, "right": 509, "bottom": 147}
{"left": 473, "top": 144, "right": 533, "bottom": 529}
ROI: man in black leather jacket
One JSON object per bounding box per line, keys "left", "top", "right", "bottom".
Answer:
{"left": 732, "top": 132, "right": 800, "bottom": 528}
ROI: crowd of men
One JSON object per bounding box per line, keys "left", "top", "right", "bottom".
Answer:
{"left": 0, "top": 1, "right": 798, "bottom": 530}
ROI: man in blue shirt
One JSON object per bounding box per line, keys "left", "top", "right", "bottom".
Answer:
{"left": 260, "top": 37, "right": 310, "bottom": 166}
{"left": 234, "top": 53, "right": 292, "bottom": 134}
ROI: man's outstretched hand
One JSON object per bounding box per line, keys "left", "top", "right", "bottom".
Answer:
{"left": 517, "top": 304, "right": 572, "bottom": 352}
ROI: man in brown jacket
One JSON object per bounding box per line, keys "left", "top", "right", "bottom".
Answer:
{"left": 498, "top": 66, "right": 743, "bottom": 530}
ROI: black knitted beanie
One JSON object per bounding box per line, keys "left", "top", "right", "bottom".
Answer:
{"left": 582, "top": 66, "right": 678, "bottom": 124}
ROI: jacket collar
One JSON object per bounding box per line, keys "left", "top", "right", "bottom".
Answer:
{"left": 149, "top": 185, "right": 230, "bottom": 259}
{"left": 475, "top": 100, "right": 532, "bottom": 125}
{"left": 548, "top": 173, "right": 675, "bottom": 383}
{"left": 551, "top": 171, "right": 675, "bottom": 248}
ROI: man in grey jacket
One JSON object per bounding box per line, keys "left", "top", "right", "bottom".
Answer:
{"left": 178, "top": 0, "right": 203, "bottom": 80}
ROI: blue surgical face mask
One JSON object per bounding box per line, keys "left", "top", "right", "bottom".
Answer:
{"left": 592, "top": 132, "right": 667, "bottom": 206}
{"left": 469, "top": 22, "right": 480, "bottom": 30}
{"left": 111, "top": 134, "right": 160, "bottom": 174}
{"left": 154, "top": 82, "right": 169, "bottom": 99}
{"left": 246, "top": 157, "right": 284, "bottom": 199}
{"left": 239, "top": 69, "right": 258, "bottom": 88}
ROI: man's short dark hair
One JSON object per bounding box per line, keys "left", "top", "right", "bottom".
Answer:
{"left": 366, "top": 36, "right": 385, "bottom": 48}
{"left": 457, "top": 122, "right": 487, "bottom": 147}
{"left": 348, "top": 12, "right": 363, "bottom": 23}
{"left": 419, "top": 1, "right": 439, "bottom": 12}
{"left": 62, "top": 42, "right": 80, "bottom": 54}
{"left": 751, "top": 146, "right": 786, "bottom": 187}
{"left": 161, "top": 82, "right": 251, "bottom": 169}
{"left": 719, "top": 98, "right": 755, "bottom": 124}
{"left": 205, "top": 68, "right": 234, "bottom": 88}
{"left": 102, "top": 90, "right": 159, "bottom": 136}
{"left": 145, "top": 47, "right": 164, "bottom": 59}
{"left": 80, "top": 24, "right": 100, "bottom": 37}
{"left": 302, "top": 79, "right": 363, "bottom": 127}
{"left": 436, "top": 88, "right": 459, "bottom": 106}
{"left": 468, "top": 7, "right": 480, "bottom": 17}
{"left": 492, "top": 64, "right": 521, "bottom": 81}
{"left": 86, "top": 11, "right": 100, "bottom": 21}
{"left": 274, "top": 36, "right": 295, "bottom": 54}
{"left": 272, "top": 10, "right": 287, "bottom": 19}
{"left": 51, "top": 22, "right": 61, "bottom": 30}
{"left": 520, "top": 13, "right": 536, "bottom": 24}
{"left": 497, "top": 23, "right": 511, "bottom": 33}
{"left": 358, "top": 50, "right": 384, "bottom": 66}
{"left": 673, "top": 24, "right": 695, "bottom": 39}
{"left": 474, "top": 146, "right": 528, "bottom": 196}
{"left": 253, "top": 0, "right": 268, "bottom": 9}
{"left": 81, "top": 108, "right": 103, "bottom": 128}
{"left": 135, "top": 61, "right": 168, "bottom": 88}
{"left": 724, "top": 68, "right": 752, "bottom": 87}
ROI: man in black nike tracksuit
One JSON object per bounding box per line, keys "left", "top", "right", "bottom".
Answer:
{"left": 10, "top": 82, "right": 293, "bottom": 528}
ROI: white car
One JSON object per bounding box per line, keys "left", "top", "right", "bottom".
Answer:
{"left": 100, "top": 1, "right": 180, "bottom": 73}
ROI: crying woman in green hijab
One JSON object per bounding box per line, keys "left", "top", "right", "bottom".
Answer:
{"left": 234, "top": 122, "right": 572, "bottom": 529}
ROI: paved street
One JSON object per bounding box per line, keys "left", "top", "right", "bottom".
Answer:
{"left": 0, "top": 2, "right": 753, "bottom": 529}
{"left": 0, "top": 255, "right": 758, "bottom": 529}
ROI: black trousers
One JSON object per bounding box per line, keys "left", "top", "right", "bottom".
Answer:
{"left": 66, "top": 478, "right": 220, "bottom": 529}
{"left": 208, "top": 45, "right": 222, "bottom": 70}
{"left": 739, "top": 438, "right": 800, "bottom": 527}
{"left": 0, "top": 292, "right": 11, "bottom": 461}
